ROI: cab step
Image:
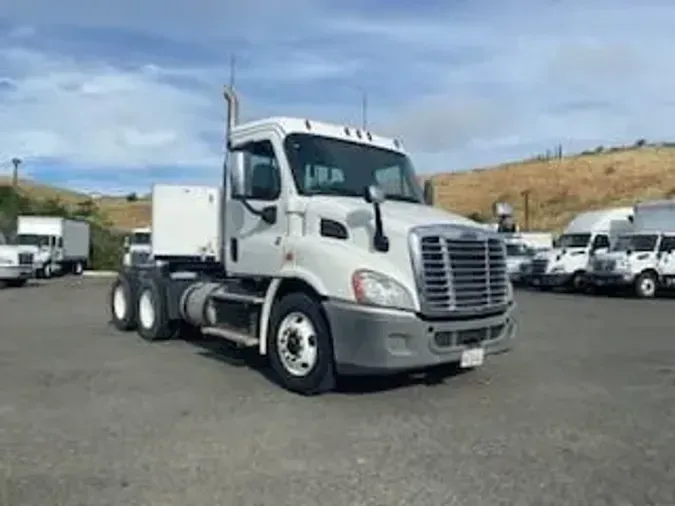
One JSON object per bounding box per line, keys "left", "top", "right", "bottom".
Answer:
{"left": 201, "top": 326, "right": 259, "bottom": 347}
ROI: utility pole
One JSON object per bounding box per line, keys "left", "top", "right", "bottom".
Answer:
{"left": 521, "top": 189, "right": 531, "bottom": 231}
{"left": 11, "top": 157, "right": 21, "bottom": 190}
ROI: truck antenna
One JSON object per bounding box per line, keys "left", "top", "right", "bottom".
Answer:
{"left": 361, "top": 90, "right": 368, "bottom": 129}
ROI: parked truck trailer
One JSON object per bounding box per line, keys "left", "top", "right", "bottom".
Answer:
{"left": 17, "top": 216, "right": 91, "bottom": 278}
{"left": 526, "top": 207, "right": 633, "bottom": 291}
{"left": 587, "top": 199, "right": 675, "bottom": 298}
{"left": 107, "top": 86, "right": 518, "bottom": 395}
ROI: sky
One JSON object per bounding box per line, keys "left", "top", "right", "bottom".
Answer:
{"left": 0, "top": 0, "right": 674, "bottom": 195}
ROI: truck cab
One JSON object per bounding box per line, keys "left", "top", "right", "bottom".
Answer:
{"left": 527, "top": 207, "right": 633, "bottom": 291}
{"left": 0, "top": 231, "right": 34, "bottom": 287}
{"left": 108, "top": 87, "right": 518, "bottom": 396}
{"left": 17, "top": 230, "right": 60, "bottom": 278}
{"left": 122, "top": 227, "right": 152, "bottom": 267}
{"left": 587, "top": 199, "right": 675, "bottom": 297}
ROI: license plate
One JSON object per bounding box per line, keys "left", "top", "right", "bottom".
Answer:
{"left": 460, "top": 347, "right": 484, "bottom": 368}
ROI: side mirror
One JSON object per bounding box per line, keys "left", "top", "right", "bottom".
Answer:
{"left": 423, "top": 179, "right": 434, "bottom": 206}
{"left": 364, "top": 184, "right": 385, "bottom": 205}
{"left": 229, "top": 152, "right": 247, "bottom": 199}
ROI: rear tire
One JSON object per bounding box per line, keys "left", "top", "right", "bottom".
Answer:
{"left": 267, "top": 292, "right": 336, "bottom": 396}
{"left": 635, "top": 271, "right": 657, "bottom": 298}
{"left": 109, "top": 274, "right": 137, "bottom": 331}
{"left": 136, "top": 277, "right": 173, "bottom": 341}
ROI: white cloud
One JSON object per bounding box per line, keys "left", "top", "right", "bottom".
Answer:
{"left": 2, "top": 0, "right": 675, "bottom": 192}
{"left": 0, "top": 48, "right": 221, "bottom": 168}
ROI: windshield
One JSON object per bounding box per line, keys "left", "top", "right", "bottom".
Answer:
{"left": 283, "top": 133, "right": 424, "bottom": 203}
{"left": 131, "top": 232, "right": 151, "bottom": 245}
{"left": 506, "top": 243, "right": 533, "bottom": 257}
{"left": 611, "top": 234, "right": 658, "bottom": 252}
{"left": 18, "top": 234, "right": 50, "bottom": 247}
{"left": 557, "top": 233, "right": 591, "bottom": 248}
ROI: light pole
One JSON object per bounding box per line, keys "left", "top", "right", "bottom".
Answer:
{"left": 11, "top": 157, "right": 21, "bottom": 190}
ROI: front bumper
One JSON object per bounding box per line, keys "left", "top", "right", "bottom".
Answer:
{"left": 587, "top": 272, "right": 633, "bottom": 287}
{"left": 0, "top": 265, "right": 34, "bottom": 280}
{"left": 527, "top": 272, "right": 571, "bottom": 287}
{"left": 322, "top": 299, "right": 517, "bottom": 375}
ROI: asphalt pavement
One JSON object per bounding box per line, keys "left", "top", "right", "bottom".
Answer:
{"left": 1, "top": 278, "right": 674, "bottom": 506}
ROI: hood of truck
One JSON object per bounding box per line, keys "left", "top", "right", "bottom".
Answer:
{"left": 303, "top": 196, "right": 478, "bottom": 232}
{"left": 0, "top": 244, "right": 20, "bottom": 262}
{"left": 299, "top": 197, "right": 487, "bottom": 290}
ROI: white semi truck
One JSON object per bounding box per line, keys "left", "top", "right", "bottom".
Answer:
{"left": 17, "top": 215, "right": 91, "bottom": 278}
{"left": 0, "top": 231, "right": 34, "bottom": 287}
{"left": 587, "top": 199, "right": 675, "bottom": 298}
{"left": 527, "top": 207, "right": 633, "bottom": 291}
{"left": 107, "top": 86, "right": 517, "bottom": 395}
{"left": 122, "top": 227, "right": 152, "bottom": 267}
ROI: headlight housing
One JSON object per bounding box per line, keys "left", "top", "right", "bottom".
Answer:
{"left": 550, "top": 265, "right": 565, "bottom": 274}
{"left": 351, "top": 270, "right": 415, "bottom": 311}
{"left": 0, "top": 257, "right": 14, "bottom": 265}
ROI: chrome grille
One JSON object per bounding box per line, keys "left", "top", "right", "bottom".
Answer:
{"left": 131, "top": 251, "right": 151, "bottom": 265}
{"left": 531, "top": 258, "right": 548, "bottom": 275}
{"left": 18, "top": 252, "right": 33, "bottom": 265}
{"left": 411, "top": 225, "right": 508, "bottom": 316}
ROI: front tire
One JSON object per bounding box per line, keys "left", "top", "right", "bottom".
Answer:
{"left": 109, "top": 274, "right": 137, "bottom": 331}
{"left": 569, "top": 270, "right": 586, "bottom": 292}
{"left": 268, "top": 292, "right": 336, "bottom": 396}
{"left": 136, "top": 278, "right": 173, "bottom": 341}
{"left": 635, "top": 271, "right": 657, "bottom": 298}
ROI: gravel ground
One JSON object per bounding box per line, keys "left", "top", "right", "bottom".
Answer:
{"left": 1, "top": 278, "right": 674, "bottom": 506}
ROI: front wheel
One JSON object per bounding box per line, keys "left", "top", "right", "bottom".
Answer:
{"left": 635, "top": 271, "right": 658, "bottom": 298}
{"left": 569, "top": 271, "right": 586, "bottom": 292}
{"left": 268, "top": 292, "right": 336, "bottom": 396}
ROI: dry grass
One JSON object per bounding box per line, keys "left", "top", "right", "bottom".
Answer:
{"left": 3, "top": 145, "right": 675, "bottom": 232}
{"left": 0, "top": 176, "right": 151, "bottom": 231}
{"left": 433, "top": 145, "right": 675, "bottom": 231}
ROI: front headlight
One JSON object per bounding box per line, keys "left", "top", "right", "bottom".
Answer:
{"left": 549, "top": 265, "right": 565, "bottom": 274}
{"left": 351, "top": 269, "right": 415, "bottom": 311}
{"left": 0, "top": 257, "right": 14, "bottom": 265}
{"left": 507, "top": 280, "right": 514, "bottom": 301}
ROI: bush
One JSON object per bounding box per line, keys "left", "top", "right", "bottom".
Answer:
{"left": 0, "top": 186, "right": 124, "bottom": 270}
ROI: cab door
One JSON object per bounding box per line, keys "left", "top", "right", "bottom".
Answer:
{"left": 225, "top": 136, "right": 288, "bottom": 278}
{"left": 657, "top": 235, "right": 675, "bottom": 287}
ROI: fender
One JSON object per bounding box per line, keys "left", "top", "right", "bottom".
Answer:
{"left": 258, "top": 266, "right": 328, "bottom": 356}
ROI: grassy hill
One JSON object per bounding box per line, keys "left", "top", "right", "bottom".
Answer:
{"left": 433, "top": 144, "right": 675, "bottom": 231}
{"left": 0, "top": 177, "right": 151, "bottom": 231}
{"left": 3, "top": 143, "right": 675, "bottom": 233}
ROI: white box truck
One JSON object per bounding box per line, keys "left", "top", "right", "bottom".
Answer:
{"left": 0, "top": 231, "right": 34, "bottom": 287}
{"left": 526, "top": 207, "right": 633, "bottom": 291}
{"left": 587, "top": 199, "right": 675, "bottom": 298}
{"left": 122, "top": 227, "right": 153, "bottom": 267}
{"left": 107, "top": 86, "right": 518, "bottom": 396}
{"left": 17, "top": 216, "right": 91, "bottom": 278}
